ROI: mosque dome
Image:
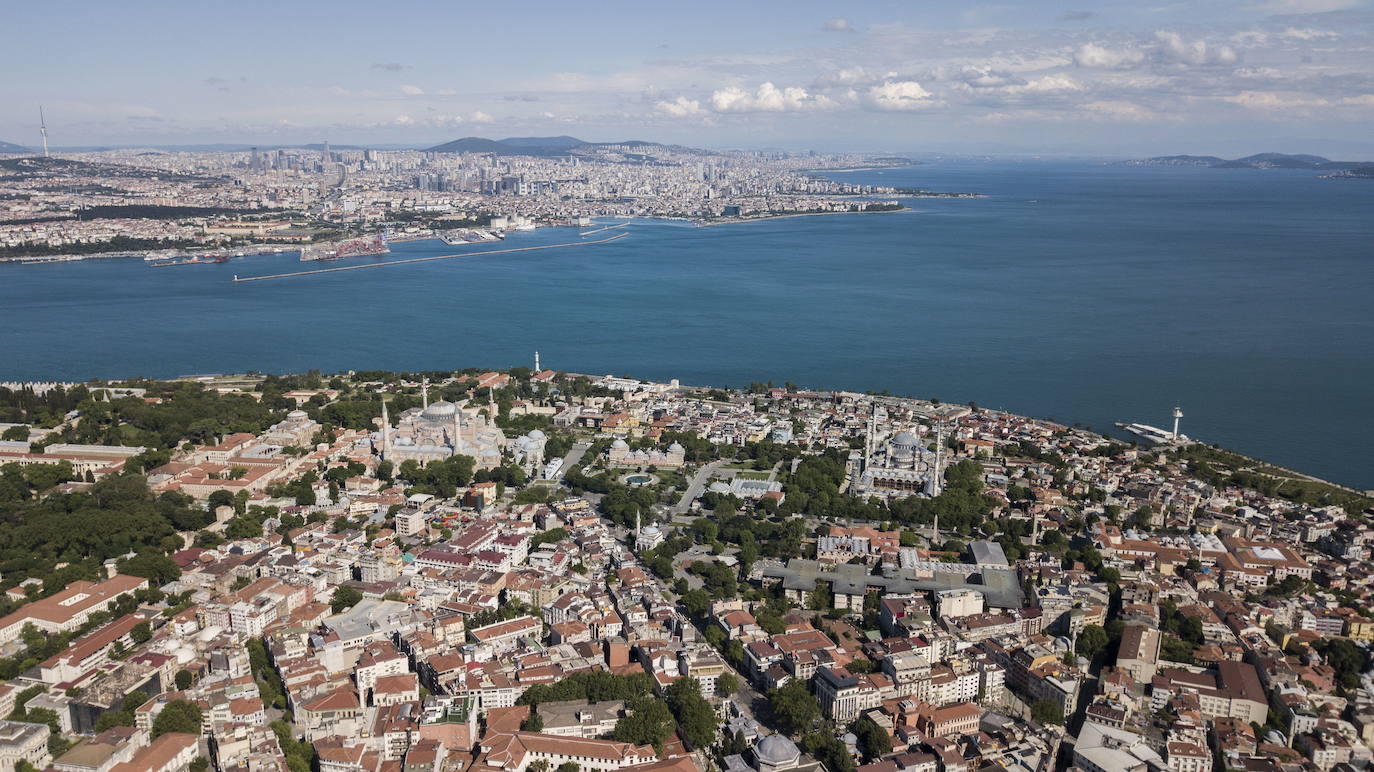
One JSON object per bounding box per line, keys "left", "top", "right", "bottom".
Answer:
{"left": 892, "top": 430, "right": 919, "bottom": 449}
{"left": 708, "top": 481, "right": 732, "bottom": 494}
{"left": 528, "top": 429, "right": 546, "bottom": 440}
{"left": 641, "top": 525, "right": 661, "bottom": 537}
{"left": 287, "top": 410, "right": 308, "bottom": 420}
{"left": 755, "top": 735, "right": 800, "bottom": 766}
{"left": 667, "top": 442, "right": 684, "bottom": 453}
{"left": 423, "top": 401, "right": 458, "bottom": 420}
{"left": 612, "top": 439, "right": 630, "bottom": 450}
{"left": 515, "top": 437, "right": 533, "bottom": 451}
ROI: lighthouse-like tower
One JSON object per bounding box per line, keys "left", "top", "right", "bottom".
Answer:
{"left": 1171, "top": 406, "right": 1183, "bottom": 442}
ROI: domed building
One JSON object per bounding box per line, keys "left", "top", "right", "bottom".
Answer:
{"left": 723, "top": 733, "right": 823, "bottom": 772}
{"left": 260, "top": 408, "right": 320, "bottom": 447}
{"left": 854, "top": 424, "right": 943, "bottom": 499}
{"left": 511, "top": 430, "right": 548, "bottom": 473}
{"left": 377, "top": 396, "right": 507, "bottom": 469}
{"left": 605, "top": 439, "right": 686, "bottom": 469}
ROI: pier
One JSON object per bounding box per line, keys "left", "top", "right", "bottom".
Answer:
{"left": 579, "top": 221, "right": 630, "bottom": 236}
{"left": 232, "top": 232, "right": 627, "bottom": 283}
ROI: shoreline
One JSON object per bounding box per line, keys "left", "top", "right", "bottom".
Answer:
{"left": 696, "top": 207, "right": 910, "bottom": 227}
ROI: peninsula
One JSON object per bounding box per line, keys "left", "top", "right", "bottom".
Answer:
{"left": 0, "top": 366, "right": 1368, "bottom": 772}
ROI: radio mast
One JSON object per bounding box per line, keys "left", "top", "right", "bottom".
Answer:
{"left": 39, "top": 106, "right": 49, "bottom": 157}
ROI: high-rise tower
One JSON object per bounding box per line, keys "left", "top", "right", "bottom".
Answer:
{"left": 39, "top": 106, "right": 49, "bottom": 158}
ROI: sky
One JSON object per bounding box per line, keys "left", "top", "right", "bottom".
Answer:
{"left": 5, "top": 0, "right": 1374, "bottom": 156}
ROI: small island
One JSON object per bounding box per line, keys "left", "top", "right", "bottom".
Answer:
{"left": 1123, "top": 151, "right": 1374, "bottom": 175}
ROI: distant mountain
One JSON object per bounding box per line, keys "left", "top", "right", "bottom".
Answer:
{"left": 425, "top": 135, "right": 674, "bottom": 157}
{"left": 0, "top": 140, "right": 32, "bottom": 154}
{"left": 426, "top": 136, "right": 523, "bottom": 154}
{"left": 1214, "top": 152, "right": 1337, "bottom": 169}
{"left": 1132, "top": 152, "right": 1371, "bottom": 170}
{"left": 498, "top": 135, "right": 586, "bottom": 151}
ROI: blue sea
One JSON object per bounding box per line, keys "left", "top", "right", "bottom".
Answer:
{"left": 3, "top": 160, "right": 1372, "bottom": 489}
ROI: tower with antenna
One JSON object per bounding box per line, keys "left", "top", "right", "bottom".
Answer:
{"left": 39, "top": 106, "right": 49, "bottom": 158}
{"left": 1171, "top": 406, "right": 1183, "bottom": 442}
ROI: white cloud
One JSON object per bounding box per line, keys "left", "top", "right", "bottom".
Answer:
{"left": 400, "top": 84, "right": 425, "bottom": 96}
{"left": 1016, "top": 75, "right": 1084, "bottom": 93}
{"left": 823, "top": 18, "right": 853, "bottom": 32}
{"left": 656, "top": 96, "right": 705, "bottom": 117}
{"left": 1154, "top": 31, "right": 1238, "bottom": 66}
{"left": 865, "top": 80, "right": 935, "bottom": 111}
{"left": 471, "top": 111, "right": 494, "bottom": 123}
{"left": 1281, "top": 26, "right": 1339, "bottom": 39}
{"left": 1082, "top": 100, "right": 1158, "bottom": 121}
{"left": 709, "top": 82, "right": 833, "bottom": 112}
{"left": 1073, "top": 42, "right": 1146, "bottom": 69}
{"left": 1253, "top": 0, "right": 1365, "bottom": 13}
{"left": 813, "top": 67, "right": 894, "bottom": 87}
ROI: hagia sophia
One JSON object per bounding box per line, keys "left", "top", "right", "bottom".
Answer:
{"left": 374, "top": 383, "right": 510, "bottom": 469}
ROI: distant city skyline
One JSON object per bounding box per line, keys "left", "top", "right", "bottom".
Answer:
{"left": 5, "top": 0, "right": 1374, "bottom": 156}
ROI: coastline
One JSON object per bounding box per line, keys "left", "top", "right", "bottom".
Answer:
{"left": 696, "top": 206, "right": 910, "bottom": 227}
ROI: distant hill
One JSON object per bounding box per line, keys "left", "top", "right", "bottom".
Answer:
{"left": 0, "top": 140, "right": 32, "bottom": 154}
{"left": 425, "top": 135, "right": 675, "bottom": 157}
{"left": 1131, "top": 152, "right": 1371, "bottom": 170}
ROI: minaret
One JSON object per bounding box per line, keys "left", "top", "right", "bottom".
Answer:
{"left": 421, "top": 377, "right": 429, "bottom": 409}
{"left": 865, "top": 408, "right": 876, "bottom": 471}
{"left": 380, "top": 398, "right": 391, "bottom": 459}
{"left": 929, "top": 421, "right": 945, "bottom": 498}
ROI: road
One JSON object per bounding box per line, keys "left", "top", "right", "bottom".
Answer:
{"left": 556, "top": 442, "right": 591, "bottom": 479}
{"left": 674, "top": 460, "right": 726, "bottom": 515}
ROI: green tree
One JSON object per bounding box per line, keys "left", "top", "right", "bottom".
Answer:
{"left": 769, "top": 679, "right": 821, "bottom": 736}
{"left": 131, "top": 621, "right": 153, "bottom": 645}
{"left": 802, "top": 732, "right": 855, "bottom": 772}
{"left": 1031, "top": 699, "right": 1064, "bottom": 725}
{"left": 1076, "top": 624, "right": 1109, "bottom": 659}
{"left": 330, "top": 585, "right": 363, "bottom": 613}
{"left": 680, "top": 589, "right": 711, "bottom": 618}
{"left": 851, "top": 715, "right": 892, "bottom": 762}
{"left": 716, "top": 672, "right": 740, "bottom": 697}
{"left": 152, "top": 699, "right": 203, "bottom": 737}
{"left": 175, "top": 669, "right": 194, "bottom": 690}
{"left": 665, "top": 677, "right": 718, "bottom": 750}
{"left": 613, "top": 694, "right": 675, "bottom": 751}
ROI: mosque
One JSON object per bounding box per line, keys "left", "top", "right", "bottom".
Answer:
{"left": 605, "top": 439, "right": 687, "bottom": 469}
{"left": 509, "top": 429, "right": 548, "bottom": 474}
{"left": 853, "top": 418, "right": 945, "bottom": 499}
{"left": 375, "top": 382, "right": 507, "bottom": 469}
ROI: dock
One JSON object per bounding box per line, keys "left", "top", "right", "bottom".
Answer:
{"left": 579, "top": 221, "right": 630, "bottom": 236}
{"left": 232, "top": 232, "right": 627, "bottom": 283}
